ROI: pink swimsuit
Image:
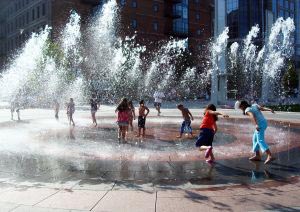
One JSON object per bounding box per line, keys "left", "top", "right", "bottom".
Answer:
{"left": 117, "top": 110, "right": 129, "bottom": 123}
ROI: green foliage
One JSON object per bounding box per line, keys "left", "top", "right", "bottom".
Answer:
{"left": 267, "top": 104, "right": 300, "bottom": 112}
{"left": 282, "top": 60, "right": 298, "bottom": 95}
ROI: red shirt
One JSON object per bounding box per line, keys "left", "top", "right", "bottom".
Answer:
{"left": 117, "top": 110, "right": 129, "bottom": 122}
{"left": 200, "top": 111, "right": 215, "bottom": 130}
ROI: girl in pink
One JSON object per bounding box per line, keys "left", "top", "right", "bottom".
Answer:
{"left": 115, "top": 98, "right": 130, "bottom": 142}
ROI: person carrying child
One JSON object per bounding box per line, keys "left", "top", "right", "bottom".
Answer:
{"left": 236, "top": 100, "right": 276, "bottom": 164}
{"left": 196, "top": 104, "right": 229, "bottom": 163}
{"left": 136, "top": 100, "right": 149, "bottom": 138}
{"left": 176, "top": 104, "right": 194, "bottom": 138}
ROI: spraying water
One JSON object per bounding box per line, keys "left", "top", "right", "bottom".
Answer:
{"left": 210, "top": 27, "right": 229, "bottom": 104}
{"left": 0, "top": 27, "right": 51, "bottom": 105}
{"left": 262, "top": 17, "right": 295, "bottom": 101}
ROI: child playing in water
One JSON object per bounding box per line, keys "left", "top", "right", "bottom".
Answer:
{"left": 196, "top": 104, "right": 229, "bottom": 163}
{"left": 54, "top": 99, "right": 60, "bottom": 120}
{"left": 90, "top": 95, "right": 100, "bottom": 127}
{"left": 116, "top": 98, "right": 130, "bottom": 142}
{"left": 128, "top": 101, "right": 135, "bottom": 131}
{"left": 10, "top": 100, "right": 20, "bottom": 121}
{"left": 176, "top": 104, "right": 194, "bottom": 138}
{"left": 237, "top": 100, "right": 276, "bottom": 164}
{"left": 67, "top": 98, "right": 75, "bottom": 126}
{"left": 137, "top": 100, "right": 149, "bottom": 138}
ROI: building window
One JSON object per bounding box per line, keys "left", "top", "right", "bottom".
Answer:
{"left": 279, "top": 9, "right": 284, "bottom": 17}
{"left": 197, "top": 29, "right": 201, "bottom": 35}
{"left": 37, "top": 6, "right": 40, "bottom": 19}
{"left": 32, "top": 8, "right": 35, "bottom": 21}
{"left": 173, "top": 19, "right": 188, "bottom": 34}
{"left": 26, "top": 12, "right": 29, "bottom": 24}
{"left": 42, "top": 3, "right": 46, "bottom": 16}
{"left": 227, "top": 0, "right": 238, "bottom": 13}
{"left": 279, "top": 0, "right": 284, "bottom": 7}
{"left": 132, "top": 0, "right": 137, "bottom": 8}
{"left": 290, "top": 2, "right": 294, "bottom": 11}
{"left": 196, "top": 13, "right": 200, "bottom": 21}
{"left": 153, "top": 3, "right": 159, "bottom": 12}
{"left": 153, "top": 21, "right": 158, "bottom": 31}
{"left": 120, "top": 0, "right": 126, "bottom": 6}
{"left": 194, "top": 0, "right": 199, "bottom": 3}
{"left": 285, "top": 0, "right": 289, "bottom": 8}
{"left": 131, "top": 19, "right": 137, "bottom": 29}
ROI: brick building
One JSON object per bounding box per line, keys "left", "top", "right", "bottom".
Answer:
{"left": 113, "top": 0, "right": 214, "bottom": 55}
{"left": 0, "top": 0, "right": 95, "bottom": 68}
{"left": 0, "top": 0, "right": 214, "bottom": 69}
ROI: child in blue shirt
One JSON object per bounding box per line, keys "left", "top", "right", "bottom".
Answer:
{"left": 237, "top": 100, "right": 276, "bottom": 164}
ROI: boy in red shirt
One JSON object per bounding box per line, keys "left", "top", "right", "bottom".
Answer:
{"left": 196, "top": 104, "right": 229, "bottom": 163}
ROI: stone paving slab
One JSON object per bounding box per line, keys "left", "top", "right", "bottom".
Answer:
{"left": 92, "top": 190, "right": 156, "bottom": 212}
{"left": 11, "top": 205, "right": 86, "bottom": 212}
{"left": 0, "top": 179, "right": 297, "bottom": 211}
{"left": 0, "top": 202, "right": 19, "bottom": 212}
{"left": 36, "top": 190, "right": 107, "bottom": 211}
{"left": 0, "top": 187, "right": 58, "bottom": 206}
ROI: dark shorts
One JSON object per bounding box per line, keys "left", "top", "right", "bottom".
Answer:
{"left": 138, "top": 116, "right": 146, "bottom": 128}
{"left": 154, "top": 102, "right": 161, "bottom": 107}
{"left": 195, "top": 128, "right": 215, "bottom": 147}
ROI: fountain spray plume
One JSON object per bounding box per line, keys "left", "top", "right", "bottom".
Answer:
{"left": 84, "top": 0, "right": 145, "bottom": 101}
{"left": 242, "top": 25, "right": 260, "bottom": 98}
{"left": 209, "top": 27, "right": 229, "bottom": 103}
{"left": 262, "top": 17, "right": 295, "bottom": 101}
{"left": 145, "top": 39, "right": 187, "bottom": 96}
{"left": 229, "top": 42, "right": 239, "bottom": 69}
{"left": 55, "top": 11, "right": 84, "bottom": 104}
{"left": 0, "top": 27, "right": 51, "bottom": 106}
{"left": 210, "top": 27, "right": 229, "bottom": 76}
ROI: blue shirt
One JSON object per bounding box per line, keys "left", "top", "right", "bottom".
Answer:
{"left": 245, "top": 104, "right": 267, "bottom": 127}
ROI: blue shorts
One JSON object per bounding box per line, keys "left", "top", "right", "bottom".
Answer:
{"left": 196, "top": 128, "right": 214, "bottom": 147}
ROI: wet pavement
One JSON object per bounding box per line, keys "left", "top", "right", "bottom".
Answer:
{"left": 0, "top": 107, "right": 299, "bottom": 211}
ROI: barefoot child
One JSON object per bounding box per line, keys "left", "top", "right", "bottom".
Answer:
{"left": 237, "top": 100, "right": 276, "bottom": 164}
{"left": 67, "top": 98, "right": 75, "bottom": 126}
{"left": 128, "top": 101, "right": 136, "bottom": 131}
{"left": 196, "top": 104, "right": 229, "bottom": 163}
{"left": 116, "top": 98, "right": 130, "bottom": 142}
{"left": 177, "top": 104, "right": 194, "bottom": 138}
{"left": 54, "top": 99, "right": 60, "bottom": 120}
{"left": 137, "top": 100, "right": 149, "bottom": 138}
{"left": 90, "top": 95, "right": 100, "bottom": 126}
{"left": 10, "top": 100, "right": 21, "bottom": 121}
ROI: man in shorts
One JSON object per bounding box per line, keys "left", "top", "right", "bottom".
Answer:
{"left": 153, "top": 91, "right": 165, "bottom": 116}
{"left": 137, "top": 100, "right": 149, "bottom": 138}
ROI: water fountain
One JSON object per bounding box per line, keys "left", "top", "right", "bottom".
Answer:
{"left": 0, "top": 0, "right": 299, "bottom": 188}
